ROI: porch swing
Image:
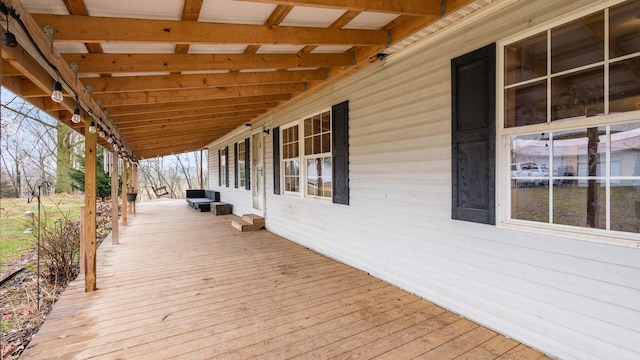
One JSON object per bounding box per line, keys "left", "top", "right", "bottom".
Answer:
{"left": 152, "top": 185, "right": 169, "bottom": 197}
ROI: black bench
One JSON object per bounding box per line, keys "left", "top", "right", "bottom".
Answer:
{"left": 186, "top": 189, "right": 220, "bottom": 212}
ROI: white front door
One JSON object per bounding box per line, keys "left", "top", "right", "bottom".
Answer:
{"left": 251, "top": 130, "right": 264, "bottom": 213}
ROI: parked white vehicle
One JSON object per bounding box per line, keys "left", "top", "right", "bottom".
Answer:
{"left": 511, "top": 162, "right": 550, "bottom": 186}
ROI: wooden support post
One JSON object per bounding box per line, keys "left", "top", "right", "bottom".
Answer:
{"left": 132, "top": 163, "right": 138, "bottom": 202}
{"left": 199, "top": 149, "right": 204, "bottom": 189}
{"left": 79, "top": 205, "right": 85, "bottom": 274}
{"left": 122, "top": 159, "right": 128, "bottom": 226}
{"left": 111, "top": 153, "right": 119, "bottom": 245}
{"left": 84, "top": 127, "right": 97, "bottom": 292}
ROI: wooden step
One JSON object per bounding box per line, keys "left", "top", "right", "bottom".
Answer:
{"left": 231, "top": 214, "right": 265, "bottom": 232}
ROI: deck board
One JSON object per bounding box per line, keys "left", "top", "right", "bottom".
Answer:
{"left": 20, "top": 201, "right": 548, "bottom": 359}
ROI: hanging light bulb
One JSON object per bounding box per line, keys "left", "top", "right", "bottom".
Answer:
{"left": 3, "top": 13, "right": 17, "bottom": 47}
{"left": 88, "top": 121, "right": 97, "bottom": 134}
{"left": 71, "top": 107, "right": 81, "bottom": 123}
{"left": 107, "top": 135, "right": 114, "bottom": 144}
{"left": 51, "top": 81, "right": 64, "bottom": 102}
{"left": 98, "top": 128, "right": 106, "bottom": 138}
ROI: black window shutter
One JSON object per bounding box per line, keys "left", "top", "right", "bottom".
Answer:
{"left": 225, "top": 146, "right": 230, "bottom": 187}
{"left": 218, "top": 149, "right": 222, "bottom": 186}
{"left": 451, "top": 43, "right": 496, "bottom": 225}
{"left": 332, "top": 100, "right": 349, "bottom": 205}
{"left": 273, "top": 126, "right": 281, "bottom": 195}
{"left": 234, "top": 143, "right": 239, "bottom": 188}
{"left": 245, "top": 138, "right": 251, "bottom": 190}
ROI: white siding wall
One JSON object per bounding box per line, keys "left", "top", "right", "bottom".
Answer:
{"left": 208, "top": 1, "right": 640, "bottom": 359}
{"left": 208, "top": 132, "right": 254, "bottom": 216}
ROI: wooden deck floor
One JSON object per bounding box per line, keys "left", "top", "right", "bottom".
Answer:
{"left": 20, "top": 201, "right": 549, "bottom": 359}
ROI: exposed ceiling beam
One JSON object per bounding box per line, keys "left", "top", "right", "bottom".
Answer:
{"left": 116, "top": 115, "right": 260, "bottom": 132}
{"left": 62, "top": 53, "right": 351, "bottom": 74}
{"left": 62, "top": 0, "right": 104, "bottom": 54}
{"left": 175, "top": 0, "right": 205, "bottom": 54}
{"left": 33, "top": 14, "right": 388, "bottom": 46}
{"left": 112, "top": 103, "right": 278, "bottom": 124}
{"left": 81, "top": 69, "right": 325, "bottom": 94}
{"left": 95, "top": 83, "right": 305, "bottom": 107}
{"left": 240, "top": 0, "right": 443, "bottom": 16}
{"left": 104, "top": 94, "right": 290, "bottom": 116}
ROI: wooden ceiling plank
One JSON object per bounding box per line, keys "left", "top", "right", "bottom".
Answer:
{"left": 82, "top": 69, "right": 325, "bottom": 94}
{"left": 113, "top": 103, "right": 277, "bottom": 124}
{"left": 117, "top": 115, "right": 261, "bottom": 132}
{"left": 240, "top": 0, "right": 442, "bottom": 16}
{"left": 104, "top": 94, "right": 290, "bottom": 116}
{"left": 63, "top": 53, "right": 350, "bottom": 74}
{"left": 96, "top": 83, "right": 304, "bottom": 107}
{"left": 33, "top": 14, "right": 388, "bottom": 46}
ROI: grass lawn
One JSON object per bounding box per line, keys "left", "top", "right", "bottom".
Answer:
{"left": 0, "top": 195, "right": 84, "bottom": 271}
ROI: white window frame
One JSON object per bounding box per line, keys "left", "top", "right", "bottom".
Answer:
{"left": 220, "top": 147, "right": 227, "bottom": 187}
{"left": 302, "top": 109, "right": 332, "bottom": 199}
{"left": 281, "top": 121, "right": 301, "bottom": 196}
{"left": 238, "top": 140, "right": 246, "bottom": 188}
{"left": 496, "top": 0, "right": 640, "bottom": 245}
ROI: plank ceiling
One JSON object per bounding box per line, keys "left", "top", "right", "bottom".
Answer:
{"left": 1, "top": 0, "right": 483, "bottom": 160}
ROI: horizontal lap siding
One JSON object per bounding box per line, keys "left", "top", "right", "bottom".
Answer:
{"left": 209, "top": 1, "right": 640, "bottom": 359}
{"left": 208, "top": 134, "right": 253, "bottom": 216}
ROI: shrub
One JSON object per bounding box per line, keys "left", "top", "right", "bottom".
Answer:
{"left": 39, "top": 215, "right": 80, "bottom": 285}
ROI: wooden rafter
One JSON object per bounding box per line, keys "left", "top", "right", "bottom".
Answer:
{"left": 32, "top": 14, "right": 388, "bottom": 46}
{"left": 241, "top": 0, "right": 443, "bottom": 16}
{"left": 80, "top": 69, "right": 325, "bottom": 94}
{"left": 62, "top": 53, "right": 351, "bottom": 74}
{"left": 95, "top": 83, "right": 305, "bottom": 107}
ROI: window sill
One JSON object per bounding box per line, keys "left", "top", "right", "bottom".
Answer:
{"left": 499, "top": 220, "right": 640, "bottom": 248}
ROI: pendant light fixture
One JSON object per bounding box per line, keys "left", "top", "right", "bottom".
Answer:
{"left": 51, "top": 80, "right": 63, "bottom": 102}
{"left": 71, "top": 106, "right": 81, "bottom": 123}
{"left": 88, "top": 120, "right": 97, "bottom": 134}
{"left": 3, "top": 11, "right": 17, "bottom": 47}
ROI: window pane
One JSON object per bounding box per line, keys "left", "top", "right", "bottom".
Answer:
{"left": 553, "top": 179, "right": 606, "bottom": 229}
{"left": 322, "top": 111, "right": 331, "bottom": 132}
{"left": 551, "top": 12, "right": 604, "bottom": 74}
{"left": 322, "top": 157, "right": 332, "bottom": 197}
{"left": 610, "top": 0, "right": 640, "bottom": 58}
{"left": 553, "top": 127, "right": 606, "bottom": 178}
{"left": 304, "top": 118, "right": 312, "bottom": 135}
{"left": 511, "top": 184, "right": 549, "bottom": 223}
{"left": 305, "top": 137, "right": 312, "bottom": 155}
{"left": 307, "top": 159, "right": 317, "bottom": 196}
{"left": 313, "top": 115, "right": 321, "bottom": 134}
{"left": 313, "top": 135, "right": 321, "bottom": 154}
{"left": 321, "top": 133, "right": 331, "bottom": 153}
{"left": 611, "top": 180, "right": 640, "bottom": 233}
{"left": 511, "top": 134, "right": 550, "bottom": 187}
{"left": 505, "top": 33, "right": 547, "bottom": 85}
{"left": 505, "top": 80, "right": 547, "bottom": 127}
{"left": 610, "top": 58, "right": 640, "bottom": 113}
{"left": 611, "top": 122, "right": 640, "bottom": 176}
{"left": 551, "top": 66, "right": 604, "bottom": 121}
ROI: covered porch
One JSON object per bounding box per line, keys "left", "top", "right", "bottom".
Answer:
{"left": 21, "top": 201, "right": 547, "bottom": 359}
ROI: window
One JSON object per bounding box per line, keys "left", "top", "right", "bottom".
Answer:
{"left": 282, "top": 124, "right": 300, "bottom": 193}
{"left": 304, "top": 111, "right": 332, "bottom": 198}
{"left": 238, "top": 141, "right": 246, "bottom": 188}
{"left": 275, "top": 102, "right": 349, "bottom": 203}
{"left": 501, "top": 0, "right": 640, "bottom": 236}
{"left": 219, "top": 147, "right": 228, "bottom": 187}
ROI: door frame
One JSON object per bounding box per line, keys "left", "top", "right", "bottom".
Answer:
{"left": 250, "top": 128, "right": 265, "bottom": 216}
